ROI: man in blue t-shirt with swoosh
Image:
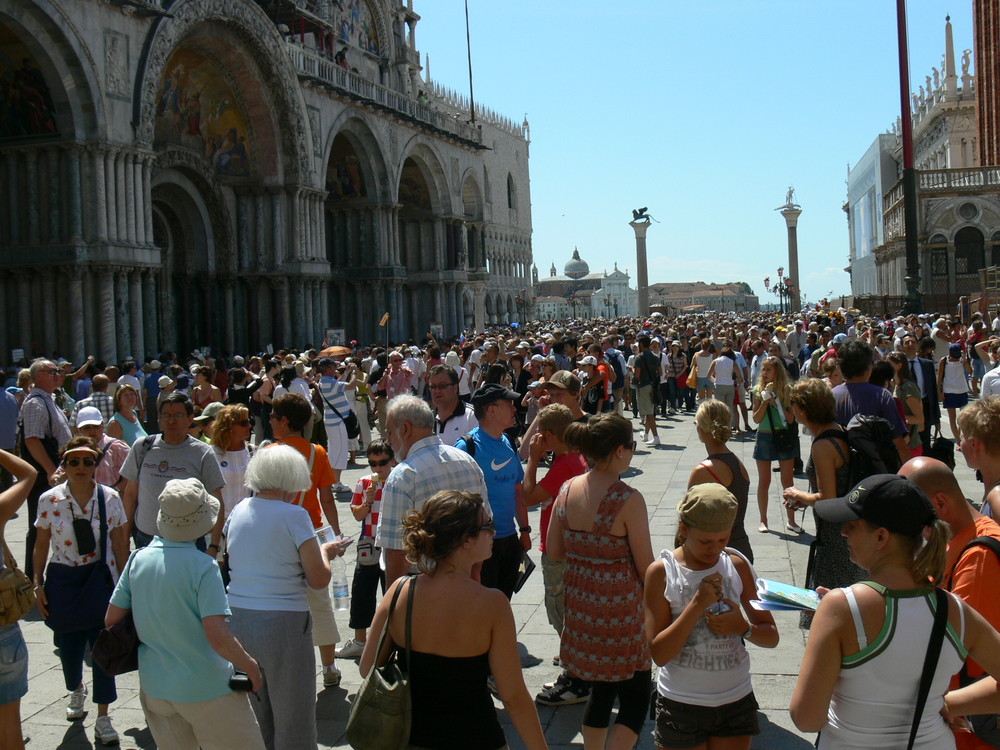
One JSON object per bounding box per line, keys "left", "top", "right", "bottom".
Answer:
{"left": 457, "top": 384, "right": 529, "bottom": 599}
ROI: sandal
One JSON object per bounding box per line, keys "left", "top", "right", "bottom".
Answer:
{"left": 758, "top": 523, "right": 769, "bottom": 533}
{"left": 786, "top": 523, "right": 804, "bottom": 534}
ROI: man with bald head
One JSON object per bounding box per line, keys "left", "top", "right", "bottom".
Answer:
{"left": 900, "top": 456, "right": 1000, "bottom": 750}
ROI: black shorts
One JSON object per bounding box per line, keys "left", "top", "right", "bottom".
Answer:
{"left": 653, "top": 691, "right": 759, "bottom": 749}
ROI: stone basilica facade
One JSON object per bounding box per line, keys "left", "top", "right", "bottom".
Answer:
{"left": 0, "top": 0, "right": 533, "bottom": 363}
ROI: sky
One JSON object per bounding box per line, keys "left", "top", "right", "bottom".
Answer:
{"left": 416, "top": 1, "right": 975, "bottom": 310}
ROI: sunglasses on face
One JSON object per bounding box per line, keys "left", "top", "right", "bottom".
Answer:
{"left": 235, "top": 419, "right": 251, "bottom": 427}
{"left": 626, "top": 441, "right": 637, "bottom": 452}
{"left": 368, "top": 458, "right": 392, "bottom": 468}
{"left": 64, "top": 458, "right": 96, "bottom": 468}
{"left": 478, "top": 518, "right": 496, "bottom": 534}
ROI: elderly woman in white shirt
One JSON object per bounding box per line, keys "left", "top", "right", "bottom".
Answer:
{"left": 224, "top": 445, "right": 346, "bottom": 750}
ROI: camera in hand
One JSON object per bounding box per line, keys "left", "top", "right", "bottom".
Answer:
{"left": 229, "top": 672, "right": 253, "bottom": 691}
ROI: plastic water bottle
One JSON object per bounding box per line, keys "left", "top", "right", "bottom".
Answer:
{"left": 331, "top": 555, "right": 350, "bottom": 611}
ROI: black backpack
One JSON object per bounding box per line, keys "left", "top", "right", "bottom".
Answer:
{"left": 845, "top": 414, "right": 902, "bottom": 486}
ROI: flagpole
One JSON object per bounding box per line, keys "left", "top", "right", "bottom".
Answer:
{"left": 465, "top": 0, "right": 476, "bottom": 124}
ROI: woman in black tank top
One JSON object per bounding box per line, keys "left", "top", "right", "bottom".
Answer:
{"left": 688, "top": 400, "right": 754, "bottom": 562}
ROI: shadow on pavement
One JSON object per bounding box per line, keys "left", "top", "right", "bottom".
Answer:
{"left": 755, "top": 713, "right": 815, "bottom": 748}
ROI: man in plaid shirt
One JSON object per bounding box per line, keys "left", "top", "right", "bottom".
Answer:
{"left": 69, "top": 373, "right": 115, "bottom": 426}
{"left": 375, "top": 395, "right": 488, "bottom": 584}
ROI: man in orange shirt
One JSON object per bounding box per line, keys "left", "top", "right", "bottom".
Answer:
{"left": 900, "top": 457, "right": 1000, "bottom": 750}
{"left": 269, "top": 393, "right": 346, "bottom": 688}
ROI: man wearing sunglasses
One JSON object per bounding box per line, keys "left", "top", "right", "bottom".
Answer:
{"left": 428, "top": 364, "right": 478, "bottom": 446}
{"left": 18, "top": 358, "right": 74, "bottom": 578}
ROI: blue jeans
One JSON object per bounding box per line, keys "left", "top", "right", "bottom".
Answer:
{"left": 55, "top": 627, "right": 117, "bottom": 704}
{"left": 0, "top": 623, "right": 28, "bottom": 703}
{"left": 666, "top": 378, "right": 679, "bottom": 409}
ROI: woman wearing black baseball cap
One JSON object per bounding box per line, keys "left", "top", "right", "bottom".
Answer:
{"left": 790, "top": 474, "right": 1000, "bottom": 748}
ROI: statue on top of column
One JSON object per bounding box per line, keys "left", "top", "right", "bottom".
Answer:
{"left": 777, "top": 186, "right": 800, "bottom": 210}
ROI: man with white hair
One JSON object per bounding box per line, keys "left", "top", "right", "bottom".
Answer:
{"left": 375, "top": 395, "right": 487, "bottom": 584}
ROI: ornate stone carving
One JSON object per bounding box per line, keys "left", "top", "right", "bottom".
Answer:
{"left": 105, "top": 31, "right": 129, "bottom": 98}
{"left": 136, "top": 0, "right": 312, "bottom": 181}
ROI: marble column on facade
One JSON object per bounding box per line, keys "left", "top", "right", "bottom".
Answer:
{"left": 390, "top": 206, "right": 401, "bottom": 266}
{"left": 123, "top": 152, "right": 136, "bottom": 245}
{"left": 41, "top": 270, "right": 57, "bottom": 354}
{"left": 222, "top": 278, "right": 235, "bottom": 355}
{"left": 105, "top": 151, "right": 119, "bottom": 243}
{"left": 272, "top": 278, "right": 290, "bottom": 347}
{"left": 254, "top": 192, "right": 266, "bottom": 272}
{"left": 25, "top": 150, "right": 40, "bottom": 246}
{"left": 142, "top": 271, "right": 157, "bottom": 357}
{"left": 46, "top": 148, "right": 59, "bottom": 244}
{"left": 129, "top": 271, "right": 144, "bottom": 361}
{"left": 237, "top": 194, "right": 251, "bottom": 271}
{"left": 90, "top": 148, "right": 107, "bottom": 243}
{"left": 449, "top": 283, "right": 460, "bottom": 337}
{"left": 5, "top": 154, "right": 19, "bottom": 246}
{"left": 115, "top": 153, "right": 127, "bottom": 243}
{"left": 432, "top": 283, "right": 444, "bottom": 331}
{"left": 473, "top": 284, "right": 486, "bottom": 333}
{"left": 387, "top": 284, "right": 399, "bottom": 343}
{"left": 114, "top": 269, "right": 130, "bottom": 359}
{"left": 67, "top": 145, "right": 83, "bottom": 243}
{"left": 142, "top": 155, "right": 153, "bottom": 247}
{"left": 311, "top": 281, "right": 322, "bottom": 344}
{"left": 303, "top": 280, "right": 314, "bottom": 345}
{"left": 97, "top": 271, "right": 117, "bottom": 363}
{"left": 134, "top": 155, "right": 147, "bottom": 245}
{"left": 320, "top": 281, "right": 331, "bottom": 344}
{"left": 16, "top": 272, "right": 32, "bottom": 356}
{"left": 271, "top": 191, "right": 284, "bottom": 270}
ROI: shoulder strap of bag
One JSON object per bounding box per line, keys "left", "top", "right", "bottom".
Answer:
{"left": 373, "top": 574, "right": 414, "bottom": 666}
{"left": 293, "top": 445, "right": 316, "bottom": 507}
{"left": 1, "top": 537, "right": 19, "bottom": 571}
{"left": 320, "top": 387, "right": 348, "bottom": 422}
{"left": 948, "top": 535, "right": 1000, "bottom": 589}
{"left": 404, "top": 575, "right": 415, "bottom": 673}
{"left": 907, "top": 588, "right": 950, "bottom": 750}
{"left": 97, "top": 485, "right": 108, "bottom": 566}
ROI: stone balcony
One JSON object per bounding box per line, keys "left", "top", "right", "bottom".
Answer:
{"left": 883, "top": 166, "right": 1000, "bottom": 241}
{"left": 285, "top": 43, "right": 485, "bottom": 149}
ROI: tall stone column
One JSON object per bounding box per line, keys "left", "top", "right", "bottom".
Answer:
{"left": 25, "top": 150, "right": 40, "bottom": 246}
{"left": 142, "top": 155, "right": 153, "bottom": 247}
{"left": 222, "top": 278, "right": 235, "bottom": 355}
{"left": 780, "top": 205, "right": 803, "bottom": 313}
{"left": 629, "top": 219, "right": 651, "bottom": 315}
{"left": 273, "top": 277, "right": 290, "bottom": 347}
{"left": 237, "top": 194, "right": 251, "bottom": 271}
{"left": 124, "top": 153, "right": 136, "bottom": 245}
{"left": 105, "top": 151, "right": 118, "bottom": 243}
{"left": 114, "top": 269, "right": 130, "bottom": 359}
{"left": 41, "top": 270, "right": 56, "bottom": 353}
{"left": 473, "top": 283, "right": 486, "bottom": 333}
{"left": 92, "top": 148, "right": 108, "bottom": 243}
{"left": 6, "top": 154, "right": 20, "bottom": 246}
{"left": 67, "top": 145, "right": 83, "bottom": 243}
{"left": 433, "top": 283, "right": 444, "bottom": 329}
{"left": 271, "top": 191, "right": 284, "bottom": 270}
{"left": 302, "top": 279, "right": 314, "bottom": 345}
{"left": 320, "top": 281, "right": 331, "bottom": 344}
{"left": 388, "top": 284, "right": 400, "bottom": 343}
{"left": 115, "top": 152, "right": 127, "bottom": 243}
{"left": 449, "top": 283, "right": 460, "bottom": 337}
{"left": 132, "top": 155, "right": 146, "bottom": 245}
{"left": 142, "top": 270, "right": 158, "bottom": 356}
{"left": 97, "top": 270, "right": 117, "bottom": 363}
{"left": 255, "top": 192, "right": 266, "bottom": 271}
{"left": 129, "top": 270, "right": 144, "bottom": 361}
{"left": 17, "top": 272, "right": 32, "bottom": 356}
{"left": 46, "top": 148, "right": 60, "bottom": 244}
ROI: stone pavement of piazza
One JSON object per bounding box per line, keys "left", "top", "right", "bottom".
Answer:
{"left": 8, "top": 411, "right": 985, "bottom": 749}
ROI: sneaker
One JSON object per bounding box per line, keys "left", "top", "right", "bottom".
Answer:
{"left": 332, "top": 483, "right": 352, "bottom": 494}
{"left": 535, "top": 675, "right": 590, "bottom": 706}
{"left": 668, "top": 407, "right": 676, "bottom": 415}
{"left": 66, "top": 684, "right": 87, "bottom": 721}
{"left": 94, "top": 715, "right": 119, "bottom": 746}
{"left": 335, "top": 639, "right": 365, "bottom": 659}
{"left": 650, "top": 435, "right": 661, "bottom": 446}
{"left": 322, "top": 664, "right": 342, "bottom": 687}
{"left": 643, "top": 430, "right": 650, "bottom": 444}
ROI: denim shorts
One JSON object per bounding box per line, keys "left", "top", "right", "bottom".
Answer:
{"left": 0, "top": 622, "right": 29, "bottom": 704}
{"left": 653, "top": 691, "right": 759, "bottom": 748}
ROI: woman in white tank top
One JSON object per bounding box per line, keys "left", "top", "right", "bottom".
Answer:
{"left": 791, "top": 474, "right": 1000, "bottom": 749}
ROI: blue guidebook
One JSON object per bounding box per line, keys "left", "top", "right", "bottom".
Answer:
{"left": 749, "top": 578, "right": 821, "bottom": 612}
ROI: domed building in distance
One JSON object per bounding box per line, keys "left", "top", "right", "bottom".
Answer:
{"left": 532, "top": 248, "right": 638, "bottom": 319}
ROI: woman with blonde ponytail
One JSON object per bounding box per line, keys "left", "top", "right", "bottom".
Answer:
{"left": 688, "top": 399, "right": 753, "bottom": 562}
{"left": 791, "top": 474, "right": 1000, "bottom": 748}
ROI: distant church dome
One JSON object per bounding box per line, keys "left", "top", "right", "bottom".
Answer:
{"left": 564, "top": 248, "right": 589, "bottom": 279}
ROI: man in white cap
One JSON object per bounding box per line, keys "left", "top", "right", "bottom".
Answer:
{"left": 71, "top": 406, "right": 129, "bottom": 491}
{"left": 106, "top": 477, "right": 266, "bottom": 750}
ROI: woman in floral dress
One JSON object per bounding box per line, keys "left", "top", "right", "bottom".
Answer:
{"left": 546, "top": 413, "right": 654, "bottom": 750}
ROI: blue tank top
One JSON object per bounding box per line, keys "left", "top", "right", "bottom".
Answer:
{"left": 112, "top": 411, "right": 147, "bottom": 446}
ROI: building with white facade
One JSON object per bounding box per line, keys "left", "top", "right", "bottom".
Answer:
{"left": 531, "top": 249, "right": 638, "bottom": 320}
{"left": 0, "top": 0, "right": 532, "bottom": 362}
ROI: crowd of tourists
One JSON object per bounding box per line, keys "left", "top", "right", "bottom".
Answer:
{"left": 3, "top": 303, "right": 1000, "bottom": 749}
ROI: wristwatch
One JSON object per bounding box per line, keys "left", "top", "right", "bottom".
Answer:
{"left": 742, "top": 624, "right": 754, "bottom": 640}
{"left": 519, "top": 525, "right": 532, "bottom": 534}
